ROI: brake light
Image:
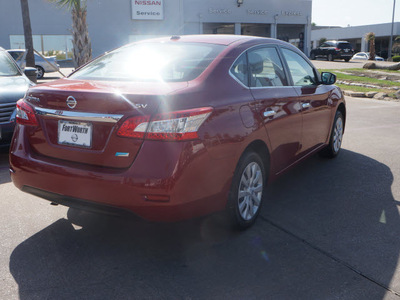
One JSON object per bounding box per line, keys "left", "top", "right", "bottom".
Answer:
{"left": 117, "top": 107, "right": 213, "bottom": 141}
{"left": 117, "top": 115, "right": 150, "bottom": 138}
{"left": 335, "top": 48, "right": 340, "bottom": 51}
{"left": 15, "top": 99, "right": 38, "bottom": 126}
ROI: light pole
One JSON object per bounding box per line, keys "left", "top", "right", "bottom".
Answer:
{"left": 388, "top": 0, "right": 396, "bottom": 61}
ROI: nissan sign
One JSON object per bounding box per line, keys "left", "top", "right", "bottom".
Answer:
{"left": 132, "top": 0, "right": 164, "bottom": 20}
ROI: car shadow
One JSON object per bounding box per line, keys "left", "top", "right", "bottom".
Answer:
{"left": 262, "top": 148, "right": 400, "bottom": 295}
{"left": 0, "top": 146, "right": 11, "bottom": 184}
{"left": 8, "top": 149, "right": 399, "bottom": 299}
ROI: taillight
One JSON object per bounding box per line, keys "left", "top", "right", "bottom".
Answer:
{"left": 15, "top": 99, "right": 38, "bottom": 126}
{"left": 117, "top": 115, "right": 150, "bottom": 138}
{"left": 335, "top": 48, "right": 340, "bottom": 51}
{"left": 117, "top": 107, "right": 213, "bottom": 141}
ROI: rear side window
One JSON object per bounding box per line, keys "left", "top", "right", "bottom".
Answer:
{"left": 248, "top": 47, "right": 287, "bottom": 87}
{"left": 230, "top": 53, "right": 248, "bottom": 86}
{"left": 338, "top": 42, "right": 352, "bottom": 50}
{"left": 70, "top": 42, "right": 226, "bottom": 82}
{"left": 281, "top": 48, "right": 317, "bottom": 87}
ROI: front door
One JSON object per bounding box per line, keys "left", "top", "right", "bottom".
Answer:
{"left": 280, "top": 48, "right": 333, "bottom": 156}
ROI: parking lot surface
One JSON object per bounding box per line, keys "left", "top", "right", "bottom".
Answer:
{"left": 1, "top": 60, "right": 400, "bottom": 299}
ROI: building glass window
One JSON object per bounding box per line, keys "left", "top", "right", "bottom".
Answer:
{"left": 9, "top": 35, "right": 73, "bottom": 59}
{"left": 241, "top": 24, "right": 271, "bottom": 37}
{"left": 203, "top": 23, "right": 235, "bottom": 34}
{"left": 277, "top": 24, "right": 305, "bottom": 51}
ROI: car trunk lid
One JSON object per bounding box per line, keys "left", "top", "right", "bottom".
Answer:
{"left": 25, "top": 79, "right": 188, "bottom": 168}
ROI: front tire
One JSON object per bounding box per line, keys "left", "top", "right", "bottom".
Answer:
{"left": 310, "top": 52, "right": 316, "bottom": 60}
{"left": 227, "top": 152, "right": 266, "bottom": 229}
{"left": 320, "top": 111, "right": 344, "bottom": 158}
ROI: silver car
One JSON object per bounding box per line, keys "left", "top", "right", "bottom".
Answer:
{"left": 6, "top": 49, "right": 60, "bottom": 79}
{"left": 351, "top": 52, "right": 384, "bottom": 61}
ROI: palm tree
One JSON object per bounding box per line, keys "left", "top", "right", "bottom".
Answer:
{"left": 48, "top": 0, "right": 92, "bottom": 67}
{"left": 20, "top": 0, "right": 36, "bottom": 82}
{"left": 365, "top": 32, "right": 376, "bottom": 61}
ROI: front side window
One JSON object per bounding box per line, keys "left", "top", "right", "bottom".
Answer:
{"left": 281, "top": 48, "right": 317, "bottom": 87}
{"left": 70, "top": 42, "right": 226, "bottom": 82}
{"left": 248, "top": 47, "right": 287, "bottom": 87}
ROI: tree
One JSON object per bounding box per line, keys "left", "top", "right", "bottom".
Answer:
{"left": 365, "top": 32, "right": 376, "bottom": 61}
{"left": 20, "top": 0, "right": 36, "bottom": 82}
{"left": 319, "top": 37, "right": 327, "bottom": 46}
{"left": 392, "top": 36, "right": 400, "bottom": 56}
{"left": 48, "top": 0, "right": 91, "bottom": 68}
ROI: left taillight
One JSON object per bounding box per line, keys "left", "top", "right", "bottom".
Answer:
{"left": 117, "top": 107, "right": 213, "bottom": 141}
{"left": 15, "top": 99, "right": 38, "bottom": 126}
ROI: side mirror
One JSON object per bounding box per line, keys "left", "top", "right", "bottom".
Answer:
{"left": 24, "top": 67, "right": 38, "bottom": 83}
{"left": 321, "top": 72, "right": 336, "bottom": 85}
{"left": 24, "top": 67, "right": 37, "bottom": 77}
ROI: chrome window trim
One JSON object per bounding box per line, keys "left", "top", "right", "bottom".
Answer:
{"left": 35, "top": 107, "right": 123, "bottom": 123}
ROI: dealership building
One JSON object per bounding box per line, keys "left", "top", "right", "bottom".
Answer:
{"left": 311, "top": 22, "right": 400, "bottom": 59}
{"left": 0, "top": 0, "right": 312, "bottom": 58}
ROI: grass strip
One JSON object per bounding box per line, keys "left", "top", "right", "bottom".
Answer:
{"left": 319, "top": 69, "right": 400, "bottom": 87}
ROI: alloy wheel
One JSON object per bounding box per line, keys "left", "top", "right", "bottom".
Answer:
{"left": 237, "top": 162, "right": 263, "bottom": 221}
{"left": 333, "top": 116, "right": 343, "bottom": 153}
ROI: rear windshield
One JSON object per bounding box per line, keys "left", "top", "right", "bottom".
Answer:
{"left": 0, "top": 52, "right": 20, "bottom": 76}
{"left": 337, "top": 43, "right": 352, "bottom": 49}
{"left": 70, "top": 42, "right": 226, "bottom": 82}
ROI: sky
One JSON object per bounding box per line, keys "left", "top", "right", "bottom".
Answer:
{"left": 312, "top": 0, "right": 399, "bottom": 27}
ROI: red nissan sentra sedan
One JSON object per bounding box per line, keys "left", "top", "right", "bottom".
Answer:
{"left": 9, "top": 35, "right": 345, "bottom": 229}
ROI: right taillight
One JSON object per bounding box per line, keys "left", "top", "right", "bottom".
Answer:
{"left": 117, "top": 107, "right": 213, "bottom": 141}
{"left": 15, "top": 99, "right": 38, "bottom": 126}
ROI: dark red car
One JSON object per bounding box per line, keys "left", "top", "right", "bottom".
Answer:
{"left": 9, "top": 35, "right": 345, "bottom": 229}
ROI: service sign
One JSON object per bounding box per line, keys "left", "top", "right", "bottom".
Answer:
{"left": 132, "top": 0, "right": 164, "bottom": 20}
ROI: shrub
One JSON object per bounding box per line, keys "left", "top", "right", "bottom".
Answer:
{"left": 392, "top": 56, "right": 400, "bottom": 62}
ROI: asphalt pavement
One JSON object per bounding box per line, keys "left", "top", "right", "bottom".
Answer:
{"left": 1, "top": 61, "right": 400, "bottom": 299}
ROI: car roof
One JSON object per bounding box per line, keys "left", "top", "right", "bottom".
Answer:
{"left": 135, "top": 34, "right": 283, "bottom": 47}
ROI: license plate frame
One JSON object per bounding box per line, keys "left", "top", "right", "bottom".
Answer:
{"left": 58, "top": 120, "right": 93, "bottom": 148}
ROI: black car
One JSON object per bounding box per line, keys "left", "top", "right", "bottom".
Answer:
{"left": 310, "top": 41, "right": 355, "bottom": 62}
{"left": 0, "top": 47, "right": 34, "bottom": 147}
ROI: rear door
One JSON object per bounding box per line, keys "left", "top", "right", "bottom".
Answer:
{"left": 280, "top": 47, "right": 334, "bottom": 156}
{"left": 247, "top": 46, "right": 303, "bottom": 173}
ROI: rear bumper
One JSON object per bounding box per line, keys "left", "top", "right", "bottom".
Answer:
{"left": 10, "top": 126, "right": 234, "bottom": 222}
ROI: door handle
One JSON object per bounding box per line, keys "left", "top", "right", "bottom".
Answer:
{"left": 301, "top": 102, "right": 311, "bottom": 109}
{"left": 263, "top": 110, "right": 276, "bottom": 118}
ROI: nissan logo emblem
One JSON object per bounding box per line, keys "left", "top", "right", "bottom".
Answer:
{"left": 66, "top": 96, "right": 77, "bottom": 109}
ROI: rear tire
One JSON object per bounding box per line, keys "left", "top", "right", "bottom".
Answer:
{"left": 36, "top": 66, "right": 44, "bottom": 79}
{"left": 227, "top": 151, "right": 266, "bottom": 230}
{"left": 327, "top": 54, "right": 334, "bottom": 61}
{"left": 310, "top": 53, "right": 316, "bottom": 60}
{"left": 344, "top": 58, "right": 350, "bottom": 62}
{"left": 320, "top": 111, "right": 344, "bottom": 158}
